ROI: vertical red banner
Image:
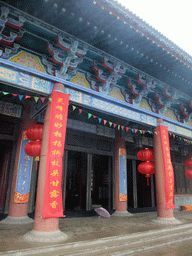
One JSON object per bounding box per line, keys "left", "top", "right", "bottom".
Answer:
{"left": 43, "top": 91, "right": 69, "bottom": 218}
{"left": 159, "top": 125, "right": 176, "bottom": 209}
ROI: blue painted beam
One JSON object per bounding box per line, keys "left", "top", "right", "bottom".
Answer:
{"left": 1, "top": 57, "right": 192, "bottom": 136}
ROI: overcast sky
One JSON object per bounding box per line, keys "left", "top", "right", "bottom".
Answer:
{"left": 116, "top": 0, "right": 192, "bottom": 56}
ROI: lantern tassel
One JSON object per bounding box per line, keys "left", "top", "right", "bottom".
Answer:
{"left": 145, "top": 174, "right": 150, "bottom": 186}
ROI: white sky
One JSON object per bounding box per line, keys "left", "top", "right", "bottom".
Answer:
{"left": 116, "top": 0, "right": 192, "bottom": 56}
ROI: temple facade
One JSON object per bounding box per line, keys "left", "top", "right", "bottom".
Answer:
{"left": 0, "top": 0, "right": 192, "bottom": 238}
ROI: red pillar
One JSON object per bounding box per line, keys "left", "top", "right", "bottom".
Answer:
{"left": 33, "top": 83, "right": 66, "bottom": 233}
{"left": 153, "top": 119, "right": 179, "bottom": 223}
{"left": 3, "top": 99, "right": 36, "bottom": 223}
{"left": 113, "top": 129, "right": 131, "bottom": 216}
{"left": 33, "top": 92, "right": 58, "bottom": 232}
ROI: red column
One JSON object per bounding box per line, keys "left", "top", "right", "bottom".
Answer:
{"left": 113, "top": 129, "right": 131, "bottom": 216}
{"left": 153, "top": 119, "right": 173, "bottom": 219}
{"left": 33, "top": 84, "right": 64, "bottom": 232}
{"left": 8, "top": 99, "right": 36, "bottom": 219}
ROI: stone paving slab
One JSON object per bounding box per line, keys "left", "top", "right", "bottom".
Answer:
{"left": 0, "top": 211, "right": 192, "bottom": 254}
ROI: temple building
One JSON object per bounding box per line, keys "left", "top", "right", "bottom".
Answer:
{"left": 0, "top": 0, "right": 192, "bottom": 240}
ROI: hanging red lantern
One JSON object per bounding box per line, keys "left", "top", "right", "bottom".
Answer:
{"left": 185, "top": 169, "right": 192, "bottom": 181}
{"left": 184, "top": 158, "right": 192, "bottom": 168}
{"left": 137, "top": 148, "right": 154, "bottom": 161}
{"left": 24, "top": 141, "right": 42, "bottom": 157}
{"left": 26, "top": 124, "right": 43, "bottom": 141}
{"left": 138, "top": 161, "right": 155, "bottom": 185}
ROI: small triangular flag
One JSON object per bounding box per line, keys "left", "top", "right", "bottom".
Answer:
{"left": 93, "top": 115, "right": 97, "bottom": 118}
{"left": 34, "top": 97, "right": 39, "bottom": 102}
{"left": 49, "top": 97, "right": 52, "bottom": 101}
{"left": 25, "top": 95, "right": 31, "bottom": 99}
{"left": 72, "top": 105, "right": 76, "bottom": 111}
{"left": 88, "top": 113, "right": 92, "bottom": 119}
{"left": 109, "top": 122, "right": 112, "bottom": 127}
{"left": 12, "top": 94, "right": 17, "bottom": 97}
{"left": 139, "top": 130, "right": 142, "bottom": 134}
{"left": 41, "top": 97, "right": 45, "bottom": 103}
{"left": 3, "top": 92, "right": 9, "bottom": 95}
{"left": 135, "top": 129, "right": 138, "bottom": 133}
{"left": 118, "top": 125, "right": 120, "bottom": 130}
{"left": 104, "top": 120, "right": 107, "bottom": 125}
{"left": 113, "top": 123, "right": 117, "bottom": 128}
{"left": 121, "top": 126, "right": 124, "bottom": 130}
{"left": 143, "top": 130, "right": 145, "bottom": 134}
{"left": 18, "top": 95, "right": 24, "bottom": 101}
{"left": 79, "top": 109, "right": 82, "bottom": 114}
{"left": 126, "top": 127, "right": 129, "bottom": 132}
{"left": 98, "top": 118, "right": 102, "bottom": 123}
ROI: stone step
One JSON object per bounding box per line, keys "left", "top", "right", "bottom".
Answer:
{"left": 2, "top": 224, "right": 192, "bottom": 256}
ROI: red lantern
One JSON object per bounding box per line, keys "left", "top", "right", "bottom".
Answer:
{"left": 185, "top": 169, "right": 192, "bottom": 181}
{"left": 24, "top": 141, "right": 42, "bottom": 157}
{"left": 138, "top": 161, "right": 155, "bottom": 185}
{"left": 137, "top": 148, "right": 154, "bottom": 161}
{"left": 26, "top": 125, "right": 43, "bottom": 141}
{"left": 184, "top": 158, "right": 192, "bottom": 168}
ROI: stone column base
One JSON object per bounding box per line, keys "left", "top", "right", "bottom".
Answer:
{"left": 0, "top": 216, "right": 34, "bottom": 225}
{"left": 23, "top": 229, "right": 68, "bottom": 243}
{"left": 152, "top": 216, "right": 182, "bottom": 225}
{"left": 112, "top": 211, "right": 132, "bottom": 217}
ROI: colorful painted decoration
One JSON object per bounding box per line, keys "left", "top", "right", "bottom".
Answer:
{"left": 25, "top": 124, "right": 43, "bottom": 141}
{"left": 137, "top": 148, "right": 154, "bottom": 162}
{"left": 24, "top": 141, "right": 42, "bottom": 157}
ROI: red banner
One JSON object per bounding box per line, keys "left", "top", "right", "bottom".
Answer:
{"left": 43, "top": 91, "right": 69, "bottom": 218}
{"left": 159, "top": 125, "right": 176, "bottom": 209}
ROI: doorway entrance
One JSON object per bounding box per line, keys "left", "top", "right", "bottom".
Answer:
{"left": 65, "top": 151, "right": 87, "bottom": 211}
{"left": 92, "top": 154, "right": 112, "bottom": 210}
{"left": 0, "top": 140, "right": 13, "bottom": 213}
{"left": 127, "top": 159, "right": 156, "bottom": 213}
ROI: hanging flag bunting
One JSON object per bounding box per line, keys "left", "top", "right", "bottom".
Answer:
{"left": 88, "top": 113, "right": 92, "bottom": 119}
{"left": 49, "top": 97, "right": 52, "bottom": 101}
{"left": 139, "top": 130, "right": 142, "bottom": 134}
{"left": 103, "top": 120, "right": 107, "bottom": 125}
{"left": 121, "top": 126, "right": 124, "bottom": 130}
{"left": 72, "top": 105, "right": 76, "bottom": 111}
{"left": 126, "top": 127, "right": 129, "bottom": 132}
{"left": 41, "top": 97, "right": 45, "bottom": 103}
{"left": 34, "top": 97, "right": 39, "bottom": 102}
{"left": 118, "top": 125, "right": 120, "bottom": 130}
{"left": 3, "top": 92, "right": 9, "bottom": 95}
{"left": 93, "top": 115, "right": 97, "bottom": 118}
{"left": 25, "top": 95, "right": 31, "bottom": 99}
{"left": 114, "top": 123, "right": 117, "bottom": 128}
{"left": 12, "top": 94, "right": 18, "bottom": 97}
{"left": 131, "top": 129, "right": 134, "bottom": 133}
{"left": 143, "top": 130, "right": 145, "bottom": 134}
{"left": 79, "top": 109, "right": 82, "bottom": 114}
{"left": 98, "top": 118, "right": 102, "bottom": 123}
{"left": 109, "top": 122, "right": 112, "bottom": 127}
{"left": 19, "top": 95, "right": 24, "bottom": 101}
{"left": 135, "top": 129, "right": 138, "bottom": 133}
